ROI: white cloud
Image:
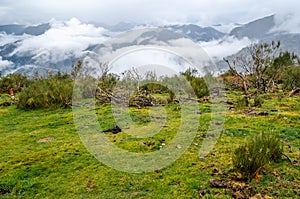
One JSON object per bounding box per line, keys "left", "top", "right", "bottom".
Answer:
{"left": 0, "top": 55, "right": 14, "bottom": 72}
{"left": 0, "top": 0, "right": 299, "bottom": 29}
{"left": 87, "top": 29, "right": 215, "bottom": 76}
{"left": 10, "top": 18, "right": 109, "bottom": 63}
{"left": 199, "top": 36, "right": 255, "bottom": 60}
{"left": 273, "top": 13, "right": 300, "bottom": 33}
{"left": 212, "top": 23, "right": 240, "bottom": 34}
{"left": 0, "top": 33, "right": 31, "bottom": 46}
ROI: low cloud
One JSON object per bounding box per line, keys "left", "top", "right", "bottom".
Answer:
{"left": 0, "top": 33, "right": 31, "bottom": 46}
{"left": 273, "top": 13, "right": 300, "bottom": 34}
{"left": 0, "top": 0, "right": 299, "bottom": 29}
{"left": 10, "top": 18, "right": 109, "bottom": 63}
{"left": 0, "top": 56, "right": 14, "bottom": 72}
{"left": 199, "top": 36, "right": 254, "bottom": 60}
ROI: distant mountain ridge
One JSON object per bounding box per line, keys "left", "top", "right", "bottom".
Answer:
{"left": 0, "top": 23, "right": 50, "bottom": 36}
{"left": 165, "top": 24, "right": 225, "bottom": 42}
{"left": 229, "top": 15, "right": 276, "bottom": 39}
{"left": 1, "top": 15, "right": 300, "bottom": 75}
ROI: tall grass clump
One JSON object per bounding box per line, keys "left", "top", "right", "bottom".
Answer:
{"left": 232, "top": 133, "right": 283, "bottom": 181}
{"left": 17, "top": 74, "right": 73, "bottom": 109}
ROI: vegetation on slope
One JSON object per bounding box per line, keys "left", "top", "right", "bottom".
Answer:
{"left": 0, "top": 41, "right": 300, "bottom": 198}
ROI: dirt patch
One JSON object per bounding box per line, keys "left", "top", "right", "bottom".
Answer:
{"left": 37, "top": 137, "right": 54, "bottom": 143}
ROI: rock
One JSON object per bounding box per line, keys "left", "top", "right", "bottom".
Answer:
{"left": 140, "top": 141, "right": 155, "bottom": 147}
{"left": 211, "top": 168, "right": 223, "bottom": 176}
{"left": 198, "top": 96, "right": 210, "bottom": 103}
{"left": 257, "top": 111, "right": 269, "bottom": 116}
{"left": 227, "top": 100, "right": 234, "bottom": 105}
{"left": 244, "top": 108, "right": 256, "bottom": 116}
{"left": 288, "top": 88, "right": 300, "bottom": 97}
{"left": 215, "top": 191, "right": 221, "bottom": 196}
{"left": 197, "top": 133, "right": 215, "bottom": 138}
{"left": 195, "top": 110, "right": 202, "bottom": 114}
{"left": 198, "top": 189, "right": 206, "bottom": 197}
{"left": 103, "top": 125, "right": 122, "bottom": 134}
{"left": 150, "top": 116, "right": 167, "bottom": 119}
{"left": 140, "top": 142, "right": 146, "bottom": 146}
{"left": 209, "top": 179, "right": 228, "bottom": 188}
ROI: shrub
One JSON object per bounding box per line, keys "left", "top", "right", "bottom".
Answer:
{"left": 0, "top": 94, "right": 13, "bottom": 106}
{"left": 17, "top": 76, "right": 73, "bottom": 109}
{"left": 181, "top": 68, "right": 209, "bottom": 98}
{"left": 236, "top": 96, "right": 248, "bottom": 109}
{"left": 0, "top": 73, "right": 30, "bottom": 94}
{"left": 253, "top": 95, "right": 264, "bottom": 107}
{"left": 282, "top": 66, "right": 300, "bottom": 90}
{"left": 190, "top": 77, "right": 209, "bottom": 98}
{"left": 232, "top": 133, "right": 283, "bottom": 180}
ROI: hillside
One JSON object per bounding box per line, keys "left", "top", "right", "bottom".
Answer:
{"left": 0, "top": 91, "right": 299, "bottom": 198}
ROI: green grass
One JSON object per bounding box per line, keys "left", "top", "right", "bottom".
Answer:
{"left": 0, "top": 92, "right": 299, "bottom": 198}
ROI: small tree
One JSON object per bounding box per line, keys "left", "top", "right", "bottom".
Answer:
{"left": 224, "top": 41, "right": 281, "bottom": 105}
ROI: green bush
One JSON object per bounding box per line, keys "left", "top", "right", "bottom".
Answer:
{"left": 253, "top": 95, "right": 264, "bottom": 107}
{"left": 236, "top": 96, "right": 248, "bottom": 109}
{"left": 181, "top": 68, "right": 209, "bottom": 98}
{"left": 282, "top": 66, "right": 300, "bottom": 90}
{"left": 0, "top": 73, "right": 30, "bottom": 94}
{"left": 0, "top": 94, "right": 13, "bottom": 106}
{"left": 232, "top": 133, "right": 283, "bottom": 180}
{"left": 17, "top": 76, "right": 73, "bottom": 109}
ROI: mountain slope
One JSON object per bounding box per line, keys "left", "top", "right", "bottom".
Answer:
{"left": 166, "top": 24, "right": 225, "bottom": 42}
{"left": 1, "top": 16, "right": 300, "bottom": 76}
{"left": 0, "top": 23, "right": 50, "bottom": 36}
{"left": 229, "top": 15, "right": 276, "bottom": 39}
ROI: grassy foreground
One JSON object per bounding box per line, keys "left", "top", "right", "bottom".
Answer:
{"left": 0, "top": 93, "right": 299, "bottom": 198}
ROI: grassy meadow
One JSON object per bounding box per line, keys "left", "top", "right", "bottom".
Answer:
{"left": 0, "top": 91, "right": 299, "bottom": 198}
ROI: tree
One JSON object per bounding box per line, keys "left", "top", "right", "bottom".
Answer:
{"left": 224, "top": 41, "right": 281, "bottom": 104}
{"left": 121, "top": 67, "right": 144, "bottom": 92}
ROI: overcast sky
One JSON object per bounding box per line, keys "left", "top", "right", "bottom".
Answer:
{"left": 0, "top": 0, "right": 299, "bottom": 26}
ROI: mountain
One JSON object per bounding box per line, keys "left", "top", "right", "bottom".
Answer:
{"left": 212, "top": 14, "right": 300, "bottom": 72}
{"left": 263, "top": 33, "right": 300, "bottom": 56}
{"left": 23, "top": 23, "right": 51, "bottom": 36}
{"left": 0, "top": 24, "right": 26, "bottom": 35}
{"left": 166, "top": 24, "right": 225, "bottom": 42}
{"left": 229, "top": 15, "right": 276, "bottom": 39}
{"left": 0, "top": 23, "right": 50, "bottom": 36}
{"left": 0, "top": 21, "right": 226, "bottom": 75}
{"left": 216, "top": 33, "right": 300, "bottom": 72}
{"left": 1, "top": 16, "right": 300, "bottom": 76}
{"left": 95, "top": 22, "right": 136, "bottom": 32}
